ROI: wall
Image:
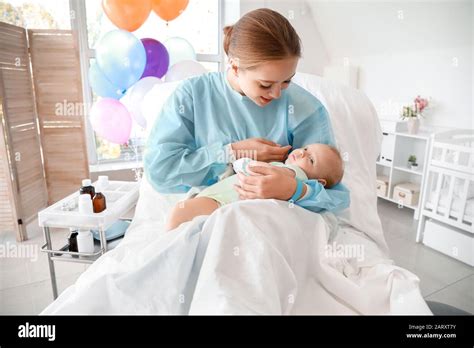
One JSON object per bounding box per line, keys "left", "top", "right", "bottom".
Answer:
{"left": 306, "top": 0, "right": 473, "bottom": 130}
{"left": 238, "top": 0, "right": 329, "bottom": 75}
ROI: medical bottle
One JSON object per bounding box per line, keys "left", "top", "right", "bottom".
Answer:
{"left": 68, "top": 229, "right": 78, "bottom": 253}
{"left": 80, "top": 179, "right": 95, "bottom": 199}
{"left": 93, "top": 183, "right": 107, "bottom": 213}
{"left": 77, "top": 229, "right": 94, "bottom": 254}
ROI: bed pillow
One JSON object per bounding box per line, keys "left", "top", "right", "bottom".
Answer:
{"left": 293, "top": 73, "right": 387, "bottom": 253}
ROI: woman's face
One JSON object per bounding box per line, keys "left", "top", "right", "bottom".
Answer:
{"left": 234, "top": 57, "right": 298, "bottom": 107}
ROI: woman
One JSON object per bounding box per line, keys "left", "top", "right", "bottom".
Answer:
{"left": 144, "top": 8, "right": 350, "bottom": 216}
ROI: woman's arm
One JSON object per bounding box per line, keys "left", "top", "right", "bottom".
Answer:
{"left": 235, "top": 166, "right": 350, "bottom": 213}
{"left": 144, "top": 85, "right": 293, "bottom": 193}
{"left": 144, "top": 85, "right": 229, "bottom": 193}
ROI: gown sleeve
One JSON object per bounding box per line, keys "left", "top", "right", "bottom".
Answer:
{"left": 288, "top": 97, "right": 351, "bottom": 213}
{"left": 144, "top": 83, "right": 229, "bottom": 193}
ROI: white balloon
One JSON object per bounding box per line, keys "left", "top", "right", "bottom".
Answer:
{"left": 142, "top": 81, "right": 181, "bottom": 138}
{"left": 121, "top": 76, "right": 162, "bottom": 128}
{"left": 164, "top": 60, "right": 207, "bottom": 82}
{"left": 164, "top": 37, "right": 196, "bottom": 67}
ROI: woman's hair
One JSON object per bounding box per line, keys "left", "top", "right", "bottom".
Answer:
{"left": 223, "top": 8, "right": 302, "bottom": 69}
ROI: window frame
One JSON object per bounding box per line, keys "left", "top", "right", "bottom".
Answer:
{"left": 69, "top": 0, "right": 225, "bottom": 166}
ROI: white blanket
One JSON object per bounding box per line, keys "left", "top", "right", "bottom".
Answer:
{"left": 42, "top": 191, "right": 429, "bottom": 315}
{"left": 42, "top": 73, "right": 431, "bottom": 315}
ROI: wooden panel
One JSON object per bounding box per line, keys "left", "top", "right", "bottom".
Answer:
{"left": 0, "top": 97, "right": 16, "bottom": 235}
{"left": 28, "top": 29, "right": 89, "bottom": 204}
{"left": 0, "top": 22, "right": 47, "bottom": 240}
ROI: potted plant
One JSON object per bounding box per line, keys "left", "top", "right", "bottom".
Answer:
{"left": 400, "top": 95, "right": 429, "bottom": 134}
{"left": 408, "top": 155, "right": 418, "bottom": 170}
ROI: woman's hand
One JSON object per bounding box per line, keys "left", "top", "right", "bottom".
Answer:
{"left": 234, "top": 164, "right": 305, "bottom": 200}
{"left": 231, "top": 138, "right": 291, "bottom": 162}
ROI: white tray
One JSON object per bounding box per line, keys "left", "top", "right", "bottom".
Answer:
{"left": 38, "top": 181, "right": 139, "bottom": 229}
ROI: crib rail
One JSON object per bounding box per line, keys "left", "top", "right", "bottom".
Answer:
{"left": 430, "top": 130, "right": 474, "bottom": 174}
{"left": 422, "top": 165, "right": 474, "bottom": 233}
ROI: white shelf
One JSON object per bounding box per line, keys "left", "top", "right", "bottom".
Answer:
{"left": 377, "top": 195, "right": 417, "bottom": 210}
{"left": 393, "top": 166, "right": 423, "bottom": 176}
{"left": 377, "top": 126, "right": 434, "bottom": 220}
{"left": 394, "top": 131, "right": 430, "bottom": 140}
{"left": 38, "top": 181, "right": 139, "bottom": 229}
{"left": 376, "top": 161, "right": 391, "bottom": 168}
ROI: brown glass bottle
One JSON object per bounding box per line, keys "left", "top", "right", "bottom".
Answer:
{"left": 93, "top": 184, "right": 107, "bottom": 213}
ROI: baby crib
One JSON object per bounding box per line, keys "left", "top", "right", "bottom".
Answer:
{"left": 416, "top": 129, "right": 474, "bottom": 266}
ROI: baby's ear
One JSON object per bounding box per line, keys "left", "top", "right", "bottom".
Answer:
{"left": 317, "top": 178, "right": 327, "bottom": 187}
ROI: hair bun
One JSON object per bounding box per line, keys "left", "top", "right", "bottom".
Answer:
{"left": 223, "top": 25, "right": 234, "bottom": 55}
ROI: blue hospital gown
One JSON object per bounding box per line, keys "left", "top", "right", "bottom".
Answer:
{"left": 144, "top": 71, "right": 350, "bottom": 213}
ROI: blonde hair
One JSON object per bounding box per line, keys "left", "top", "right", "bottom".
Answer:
{"left": 223, "top": 8, "right": 302, "bottom": 69}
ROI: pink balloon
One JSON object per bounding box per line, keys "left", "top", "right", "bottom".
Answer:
{"left": 90, "top": 98, "right": 132, "bottom": 144}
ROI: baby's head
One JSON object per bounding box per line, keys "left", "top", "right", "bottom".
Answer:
{"left": 285, "top": 144, "right": 344, "bottom": 188}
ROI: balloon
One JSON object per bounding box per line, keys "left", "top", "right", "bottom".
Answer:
{"left": 164, "top": 37, "right": 196, "bottom": 67}
{"left": 102, "top": 0, "right": 152, "bottom": 32}
{"left": 90, "top": 98, "right": 132, "bottom": 144}
{"left": 96, "top": 30, "right": 146, "bottom": 91}
{"left": 152, "top": 0, "right": 189, "bottom": 22}
{"left": 142, "top": 81, "right": 181, "bottom": 138}
{"left": 141, "top": 38, "right": 169, "bottom": 78}
{"left": 122, "top": 76, "right": 162, "bottom": 128}
{"left": 88, "top": 61, "right": 125, "bottom": 99}
{"left": 164, "top": 60, "right": 207, "bottom": 82}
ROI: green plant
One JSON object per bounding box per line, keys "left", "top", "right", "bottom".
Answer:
{"left": 408, "top": 155, "right": 417, "bottom": 163}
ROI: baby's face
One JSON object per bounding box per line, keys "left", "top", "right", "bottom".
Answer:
{"left": 285, "top": 144, "right": 337, "bottom": 183}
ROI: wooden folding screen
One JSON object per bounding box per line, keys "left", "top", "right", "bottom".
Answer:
{"left": 0, "top": 90, "right": 23, "bottom": 239}
{"left": 0, "top": 22, "right": 48, "bottom": 241}
{"left": 0, "top": 23, "right": 89, "bottom": 241}
{"left": 28, "top": 29, "right": 89, "bottom": 204}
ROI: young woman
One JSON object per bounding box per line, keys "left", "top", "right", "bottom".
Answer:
{"left": 144, "top": 8, "right": 350, "bottom": 218}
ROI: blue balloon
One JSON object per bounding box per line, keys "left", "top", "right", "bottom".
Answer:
{"left": 96, "top": 30, "right": 146, "bottom": 91}
{"left": 88, "top": 61, "right": 125, "bottom": 99}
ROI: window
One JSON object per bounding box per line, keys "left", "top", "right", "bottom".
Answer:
{"left": 82, "top": 0, "right": 222, "bottom": 165}
{"left": 0, "top": 0, "right": 71, "bottom": 29}
{"left": 85, "top": 0, "right": 219, "bottom": 54}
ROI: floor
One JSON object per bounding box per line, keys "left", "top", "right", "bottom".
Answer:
{"left": 0, "top": 199, "right": 472, "bottom": 314}
{"left": 378, "top": 199, "right": 473, "bottom": 313}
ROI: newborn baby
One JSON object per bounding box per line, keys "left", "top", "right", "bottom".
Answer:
{"left": 165, "top": 143, "right": 344, "bottom": 231}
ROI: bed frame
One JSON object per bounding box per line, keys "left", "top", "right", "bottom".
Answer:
{"left": 416, "top": 129, "right": 474, "bottom": 265}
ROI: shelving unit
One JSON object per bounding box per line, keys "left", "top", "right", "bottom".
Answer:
{"left": 376, "top": 121, "right": 433, "bottom": 219}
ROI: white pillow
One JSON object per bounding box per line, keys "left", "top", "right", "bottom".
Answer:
{"left": 293, "top": 73, "right": 387, "bottom": 253}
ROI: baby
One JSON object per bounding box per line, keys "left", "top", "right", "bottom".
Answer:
{"left": 165, "top": 143, "right": 344, "bottom": 231}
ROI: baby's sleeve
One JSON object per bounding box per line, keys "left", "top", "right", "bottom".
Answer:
{"left": 232, "top": 158, "right": 253, "bottom": 176}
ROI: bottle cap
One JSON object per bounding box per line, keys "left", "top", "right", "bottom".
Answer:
{"left": 82, "top": 179, "right": 92, "bottom": 186}
{"left": 98, "top": 176, "right": 109, "bottom": 189}
{"left": 78, "top": 228, "right": 90, "bottom": 233}
{"left": 95, "top": 183, "right": 102, "bottom": 193}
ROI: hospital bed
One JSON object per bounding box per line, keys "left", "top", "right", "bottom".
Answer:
{"left": 41, "top": 73, "right": 432, "bottom": 315}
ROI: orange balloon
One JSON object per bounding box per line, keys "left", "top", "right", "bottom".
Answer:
{"left": 152, "top": 0, "right": 189, "bottom": 22}
{"left": 102, "top": 0, "right": 152, "bottom": 32}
